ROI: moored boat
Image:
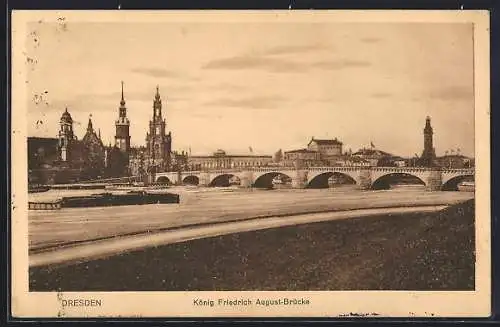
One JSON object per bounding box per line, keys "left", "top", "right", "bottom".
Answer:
{"left": 457, "top": 181, "right": 475, "bottom": 192}
{"left": 28, "top": 191, "right": 180, "bottom": 210}
{"left": 60, "top": 191, "right": 180, "bottom": 208}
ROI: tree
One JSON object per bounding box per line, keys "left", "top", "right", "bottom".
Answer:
{"left": 273, "top": 149, "right": 283, "bottom": 163}
{"left": 105, "top": 147, "right": 128, "bottom": 178}
{"left": 137, "top": 151, "right": 146, "bottom": 178}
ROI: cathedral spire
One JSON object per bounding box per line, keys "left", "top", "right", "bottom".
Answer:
{"left": 153, "top": 85, "right": 162, "bottom": 118}
{"left": 87, "top": 115, "right": 93, "bottom": 132}
{"left": 120, "top": 81, "right": 126, "bottom": 106}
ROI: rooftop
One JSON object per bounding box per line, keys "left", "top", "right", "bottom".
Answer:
{"left": 190, "top": 154, "right": 272, "bottom": 159}
{"left": 308, "top": 137, "right": 343, "bottom": 146}
{"left": 284, "top": 148, "right": 319, "bottom": 154}
{"left": 352, "top": 148, "right": 393, "bottom": 157}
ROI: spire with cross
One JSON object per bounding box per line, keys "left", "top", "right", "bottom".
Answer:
{"left": 87, "top": 114, "right": 93, "bottom": 132}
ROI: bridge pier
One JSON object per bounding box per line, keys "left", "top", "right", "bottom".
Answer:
{"left": 425, "top": 169, "right": 442, "bottom": 191}
{"left": 291, "top": 170, "right": 308, "bottom": 189}
{"left": 240, "top": 171, "right": 254, "bottom": 188}
{"left": 358, "top": 168, "right": 372, "bottom": 190}
{"left": 199, "top": 172, "right": 211, "bottom": 187}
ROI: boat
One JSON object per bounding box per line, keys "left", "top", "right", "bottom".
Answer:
{"left": 28, "top": 200, "right": 62, "bottom": 210}
{"left": 58, "top": 191, "right": 180, "bottom": 208}
{"left": 228, "top": 176, "right": 240, "bottom": 186}
{"left": 272, "top": 175, "right": 291, "bottom": 189}
{"left": 457, "top": 181, "right": 475, "bottom": 192}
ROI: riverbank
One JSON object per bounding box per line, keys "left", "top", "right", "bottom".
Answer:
{"left": 29, "top": 199, "right": 475, "bottom": 291}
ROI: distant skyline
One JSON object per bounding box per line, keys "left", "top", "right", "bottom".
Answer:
{"left": 26, "top": 20, "right": 475, "bottom": 157}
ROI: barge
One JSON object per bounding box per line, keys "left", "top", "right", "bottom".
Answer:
{"left": 28, "top": 191, "right": 180, "bottom": 210}
{"left": 457, "top": 181, "right": 475, "bottom": 192}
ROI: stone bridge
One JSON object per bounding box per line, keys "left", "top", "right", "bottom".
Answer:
{"left": 154, "top": 166, "right": 475, "bottom": 191}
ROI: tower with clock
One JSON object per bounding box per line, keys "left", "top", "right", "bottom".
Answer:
{"left": 114, "top": 81, "right": 131, "bottom": 159}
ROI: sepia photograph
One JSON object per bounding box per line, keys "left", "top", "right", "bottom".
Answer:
{"left": 11, "top": 10, "right": 490, "bottom": 318}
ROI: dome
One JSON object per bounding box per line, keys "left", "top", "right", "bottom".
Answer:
{"left": 214, "top": 149, "right": 226, "bottom": 156}
{"left": 60, "top": 108, "right": 73, "bottom": 123}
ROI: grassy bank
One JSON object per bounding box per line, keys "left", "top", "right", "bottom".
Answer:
{"left": 30, "top": 200, "right": 475, "bottom": 291}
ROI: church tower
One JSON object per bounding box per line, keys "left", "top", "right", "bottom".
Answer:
{"left": 146, "top": 85, "right": 172, "bottom": 171}
{"left": 420, "top": 116, "right": 436, "bottom": 167}
{"left": 115, "top": 81, "right": 131, "bottom": 159}
{"left": 58, "top": 108, "right": 74, "bottom": 162}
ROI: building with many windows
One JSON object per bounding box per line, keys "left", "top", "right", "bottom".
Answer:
{"left": 187, "top": 149, "right": 273, "bottom": 170}
{"left": 283, "top": 137, "right": 344, "bottom": 167}
{"left": 307, "top": 137, "right": 343, "bottom": 160}
{"left": 283, "top": 149, "right": 321, "bottom": 167}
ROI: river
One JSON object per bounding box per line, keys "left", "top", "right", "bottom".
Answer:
{"left": 28, "top": 185, "right": 474, "bottom": 252}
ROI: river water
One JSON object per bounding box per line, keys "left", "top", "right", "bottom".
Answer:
{"left": 28, "top": 185, "right": 474, "bottom": 251}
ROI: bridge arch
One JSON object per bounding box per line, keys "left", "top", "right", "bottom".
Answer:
{"left": 253, "top": 172, "right": 292, "bottom": 189}
{"left": 371, "top": 173, "right": 425, "bottom": 190}
{"left": 306, "top": 172, "right": 356, "bottom": 189}
{"left": 209, "top": 174, "right": 241, "bottom": 187}
{"left": 441, "top": 175, "right": 474, "bottom": 191}
{"left": 156, "top": 176, "right": 172, "bottom": 185}
{"left": 183, "top": 175, "right": 199, "bottom": 186}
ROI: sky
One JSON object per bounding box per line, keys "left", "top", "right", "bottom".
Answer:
{"left": 25, "top": 20, "right": 475, "bottom": 157}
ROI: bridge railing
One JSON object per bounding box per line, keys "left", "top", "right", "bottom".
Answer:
{"left": 82, "top": 175, "right": 141, "bottom": 184}
{"left": 156, "top": 166, "right": 475, "bottom": 175}
{"left": 441, "top": 168, "right": 475, "bottom": 174}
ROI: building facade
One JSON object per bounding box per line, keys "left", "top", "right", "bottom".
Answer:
{"left": 307, "top": 137, "right": 343, "bottom": 160}
{"left": 435, "top": 155, "right": 474, "bottom": 169}
{"left": 351, "top": 148, "right": 394, "bottom": 166}
{"left": 187, "top": 149, "right": 273, "bottom": 170}
{"left": 283, "top": 137, "right": 344, "bottom": 167}
{"left": 283, "top": 149, "right": 321, "bottom": 167}
{"left": 28, "top": 108, "right": 108, "bottom": 184}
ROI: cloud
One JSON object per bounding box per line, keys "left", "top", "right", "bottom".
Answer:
{"left": 204, "top": 95, "right": 286, "bottom": 109}
{"left": 263, "top": 44, "right": 330, "bottom": 56}
{"left": 131, "top": 67, "right": 200, "bottom": 82}
{"left": 203, "top": 54, "right": 372, "bottom": 73}
{"left": 207, "top": 82, "right": 247, "bottom": 92}
{"left": 370, "top": 92, "right": 392, "bottom": 99}
{"left": 360, "top": 37, "right": 382, "bottom": 44}
{"left": 27, "top": 89, "right": 189, "bottom": 120}
{"left": 310, "top": 60, "right": 372, "bottom": 70}
{"left": 202, "top": 55, "right": 307, "bottom": 73}
{"left": 428, "top": 86, "right": 474, "bottom": 101}
{"left": 131, "top": 67, "right": 179, "bottom": 78}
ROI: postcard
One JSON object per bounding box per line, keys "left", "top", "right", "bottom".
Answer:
{"left": 11, "top": 10, "right": 490, "bottom": 318}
